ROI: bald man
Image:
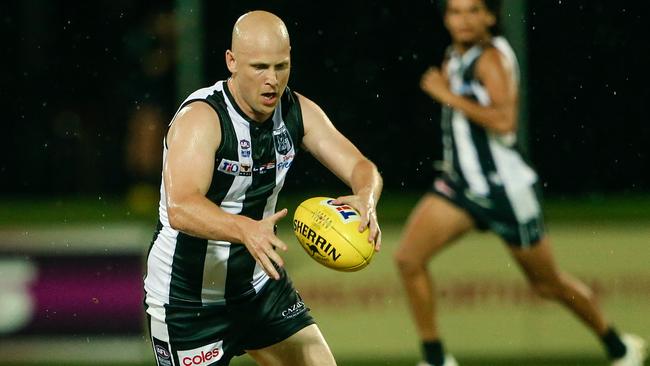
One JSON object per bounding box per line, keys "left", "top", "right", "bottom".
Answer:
{"left": 143, "top": 11, "right": 382, "bottom": 366}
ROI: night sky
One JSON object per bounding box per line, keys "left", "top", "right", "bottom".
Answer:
{"left": 2, "top": 1, "right": 648, "bottom": 196}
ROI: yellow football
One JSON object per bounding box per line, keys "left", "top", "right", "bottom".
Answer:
{"left": 293, "top": 197, "right": 374, "bottom": 272}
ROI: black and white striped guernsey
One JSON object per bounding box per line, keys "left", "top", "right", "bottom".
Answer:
{"left": 144, "top": 80, "right": 303, "bottom": 310}
{"left": 440, "top": 36, "right": 540, "bottom": 223}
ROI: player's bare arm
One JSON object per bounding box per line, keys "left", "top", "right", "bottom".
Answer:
{"left": 164, "top": 102, "right": 288, "bottom": 280}
{"left": 298, "top": 93, "right": 383, "bottom": 250}
{"left": 421, "top": 47, "right": 517, "bottom": 134}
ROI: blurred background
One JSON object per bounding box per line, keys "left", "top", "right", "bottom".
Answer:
{"left": 1, "top": 0, "right": 648, "bottom": 365}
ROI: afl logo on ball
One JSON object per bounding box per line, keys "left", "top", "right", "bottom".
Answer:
{"left": 325, "top": 199, "right": 360, "bottom": 223}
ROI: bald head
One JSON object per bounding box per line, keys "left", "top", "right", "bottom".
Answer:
{"left": 231, "top": 11, "right": 290, "bottom": 54}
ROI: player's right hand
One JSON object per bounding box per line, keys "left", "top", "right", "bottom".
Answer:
{"left": 240, "top": 208, "right": 289, "bottom": 280}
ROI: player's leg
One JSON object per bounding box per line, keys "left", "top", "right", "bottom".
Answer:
{"left": 246, "top": 324, "right": 336, "bottom": 366}
{"left": 507, "top": 236, "right": 649, "bottom": 363}
{"left": 393, "top": 192, "right": 474, "bottom": 361}
{"left": 507, "top": 236, "right": 609, "bottom": 334}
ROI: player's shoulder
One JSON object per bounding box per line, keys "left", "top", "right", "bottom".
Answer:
{"left": 174, "top": 101, "right": 220, "bottom": 128}
{"left": 476, "top": 44, "right": 510, "bottom": 76}
{"left": 168, "top": 101, "right": 221, "bottom": 145}
{"left": 293, "top": 91, "right": 324, "bottom": 117}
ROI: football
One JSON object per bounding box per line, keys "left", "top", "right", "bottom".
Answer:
{"left": 293, "top": 197, "right": 374, "bottom": 272}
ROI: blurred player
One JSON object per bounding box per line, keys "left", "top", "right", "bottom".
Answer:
{"left": 393, "top": 0, "right": 647, "bottom": 365}
{"left": 143, "top": 10, "right": 382, "bottom": 366}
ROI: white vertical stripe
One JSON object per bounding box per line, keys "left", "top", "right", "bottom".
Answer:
{"left": 487, "top": 36, "right": 539, "bottom": 224}
{"left": 145, "top": 149, "right": 179, "bottom": 305}
{"left": 452, "top": 110, "right": 490, "bottom": 195}
{"left": 502, "top": 183, "right": 540, "bottom": 224}
{"left": 200, "top": 85, "right": 254, "bottom": 304}
{"left": 147, "top": 299, "right": 176, "bottom": 366}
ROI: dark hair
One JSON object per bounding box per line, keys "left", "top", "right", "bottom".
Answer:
{"left": 439, "top": 0, "right": 503, "bottom": 35}
{"left": 483, "top": 0, "right": 502, "bottom": 35}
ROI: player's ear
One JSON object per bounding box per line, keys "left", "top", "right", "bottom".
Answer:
{"left": 225, "top": 50, "right": 237, "bottom": 73}
{"left": 485, "top": 12, "right": 496, "bottom": 28}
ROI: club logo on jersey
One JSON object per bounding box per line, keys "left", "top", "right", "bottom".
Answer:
{"left": 273, "top": 126, "right": 293, "bottom": 155}
{"left": 217, "top": 159, "right": 240, "bottom": 176}
{"left": 240, "top": 139, "right": 251, "bottom": 158}
{"left": 178, "top": 340, "right": 224, "bottom": 366}
{"left": 324, "top": 199, "right": 360, "bottom": 223}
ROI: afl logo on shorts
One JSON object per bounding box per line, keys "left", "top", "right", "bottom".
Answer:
{"left": 155, "top": 345, "right": 170, "bottom": 359}
{"left": 273, "top": 127, "right": 293, "bottom": 155}
{"left": 152, "top": 338, "right": 173, "bottom": 366}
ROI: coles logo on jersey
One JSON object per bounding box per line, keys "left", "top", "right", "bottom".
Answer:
{"left": 324, "top": 199, "right": 360, "bottom": 223}
{"left": 178, "top": 340, "right": 224, "bottom": 366}
{"left": 273, "top": 126, "right": 293, "bottom": 155}
{"left": 217, "top": 159, "right": 240, "bottom": 176}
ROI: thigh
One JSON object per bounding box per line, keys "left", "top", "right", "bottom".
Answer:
{"left": 507, "top": 236, "right": 561, "bottom": 284}
{"left": 396, "top": 192, "right": 475, "bottom": 262}
{"left": 240, "top": 273, "right": 315, "bottom": 351}
{"left": 246, "top": 324, "right": 336, "bottom": 366}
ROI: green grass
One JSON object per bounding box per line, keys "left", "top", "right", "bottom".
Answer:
{"left": 2, "top": 191, "right": 650, "bottom": 225}
{"left": 0, "top": 357, "right": 622, "bottom": 366}
{"left": 0, "top": 193, "right": 648, "bottom": 365}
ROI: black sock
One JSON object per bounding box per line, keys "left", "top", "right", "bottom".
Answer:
{"left": 601, "top": 327, "right": 627, "bottom": 359}
{"left": 422, "top": 340, "right": 445, "bottom": 366}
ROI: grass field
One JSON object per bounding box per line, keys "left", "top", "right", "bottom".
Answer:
{"left": 0, "top": 192, "right": 648, "bottom": 365}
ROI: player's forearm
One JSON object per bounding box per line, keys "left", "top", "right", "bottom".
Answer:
{"left": 443, "top": 93, "right": 516, "bottom": 134}
{"left": 349, "top": 159, "right": 382, "bottom": 205}
{"left": 166, "top": 194, "right": 255, "bottom": 243}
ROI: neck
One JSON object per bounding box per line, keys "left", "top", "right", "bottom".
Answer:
{"left": 453, "top": 34, "right": 492, "bottom": 55}
{"left": 226, "top": 78, "right": 271, "bottom": 123}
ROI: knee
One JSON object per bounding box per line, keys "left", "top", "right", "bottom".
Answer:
{"left": 529, "top": 276, "right": 576, "bottom": 301}
{"left": 530, "top": 280, "right": 562, "bottom": 300}
{"left": 393, "top": 250, "right": 427, "bottom": 276}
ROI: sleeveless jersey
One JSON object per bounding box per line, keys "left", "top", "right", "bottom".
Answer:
{"left": 144, "top": 80, "right": 303, "bottom": 308}
{"left": 440, "top": 36, "right": 537, "bottom": 200}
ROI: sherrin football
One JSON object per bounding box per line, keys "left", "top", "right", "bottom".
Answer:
{"left": 293, "top": 197, "right": 374, "bottom": 272}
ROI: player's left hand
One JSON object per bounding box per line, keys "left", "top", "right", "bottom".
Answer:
{"left": 332, "top": 193, "right": 382, "bottom": 252}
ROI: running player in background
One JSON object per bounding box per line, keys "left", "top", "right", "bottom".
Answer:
{"left": 393, "top": 0, "right": 647, "bottom": 365}
{"left": 143, "top": 10, "right": 382, "bottom": 366}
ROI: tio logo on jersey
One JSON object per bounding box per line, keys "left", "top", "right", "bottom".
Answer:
{"left": 217, "top": 159, "right": 240, "bottom": 176}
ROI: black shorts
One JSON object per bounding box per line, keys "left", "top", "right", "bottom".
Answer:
{"left": 430, "top": 177, "right": 546, "bottom": 247}
{"left": 146, "top": 272, "right": 314, "bottom": 366}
